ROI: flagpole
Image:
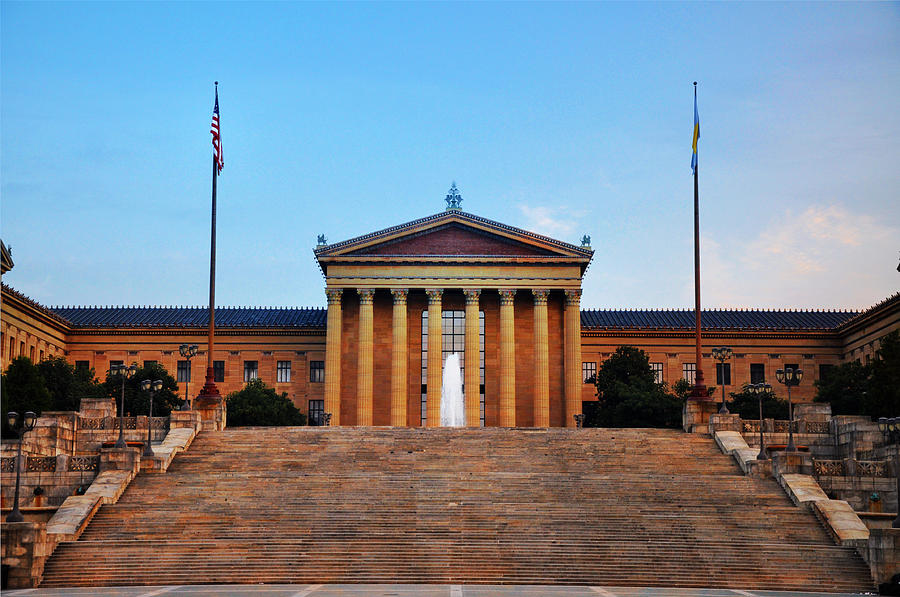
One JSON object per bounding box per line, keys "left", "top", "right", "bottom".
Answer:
{"left": 690, "top": 81, "right": 707, "bottom": 398}
{"left": 198, "top": 82, "right": 221, "bottom": 403}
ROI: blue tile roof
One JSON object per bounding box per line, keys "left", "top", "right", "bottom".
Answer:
{"left": 51, "top": 306, "right": 327, "bottom": 328}
{"left": 580, "top": 309, "right": 858, "bottom": 330}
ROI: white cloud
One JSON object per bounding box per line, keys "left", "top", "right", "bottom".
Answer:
{"left": 703, "top": 204, "right": 898, "bottom": 309}
{"left": 517, "top": 204, "right": 587, "bottom": 239}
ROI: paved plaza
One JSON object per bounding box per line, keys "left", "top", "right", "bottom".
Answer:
{"left": 2, "top": 585, "right": 874, "bottom": 597}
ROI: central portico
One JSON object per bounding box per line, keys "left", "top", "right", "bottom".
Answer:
{"left": 315, "top": 205, "right": 593, "bottom": 427}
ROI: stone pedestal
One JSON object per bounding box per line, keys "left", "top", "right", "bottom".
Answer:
{"left": 169, "top": 410, "right": 202, "bottom": 432}
{"left": 193, "top": 397, "right": 226, "bottom": 431}
{"left": 1, "top": 521, "right": 54, "bottom": 588}
{"left": 683, "top": 399, "right": 718, "bottom": 433}
{"left": 772, "top": 450, "right": 814, "bottom": 476}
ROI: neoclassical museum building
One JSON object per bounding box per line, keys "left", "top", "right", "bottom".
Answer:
{"left": 1, "top": 204, "right": 898, "bottom": 427}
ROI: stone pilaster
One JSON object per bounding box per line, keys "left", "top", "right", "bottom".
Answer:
{"left": 498, "top": 289, "right": 517, "bottom": 427}
{"left": 426, "top": 289, "right": 443, "bottom": 427}
{"left": 533, "top": 289, "right": 550, "bottom": 427}
{"left": 356, "top": 288, "right": 375, "bottom": 426}
{"left": 564, "top": 289, "right": 583, "bottom": 428}
{"left": 464, "top": 289, "right": 482, "bottom": 427}
{"left": 324, "top": 288, "right": 343, "bottom": 426}
{"left": 390, "top": 289, "right": 409, "bottom": 427}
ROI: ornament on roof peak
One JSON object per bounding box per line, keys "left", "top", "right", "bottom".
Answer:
{"left": 445, "top": 182, "right": 462, "bottom": 211}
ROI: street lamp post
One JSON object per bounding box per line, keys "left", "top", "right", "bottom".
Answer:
{"left": 711, "top": 347, "right": 733, "bottom": 414}
{"left": 178, "top": 344, "right": 199, "bottom": 411}
{"left": 775, "top": 367, "right": 803, "bottom": 452}
{"left": 140, "top": 379, "right": 164, "bottom": 458}
{"left": 876, "top": 417, "right": 900, "bottom": 529}
{"left": 749, "top": 383, "right": 772, "bottom": 460}
{"left": 109, "top": 363, "right": 138, "bottom": 448}
{"left": 5, "top": 411, "right": 37, "bottom": 523}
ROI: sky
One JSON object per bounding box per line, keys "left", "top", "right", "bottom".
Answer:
{"left": 1, "top": 2, "right": 898, "bottom": 312}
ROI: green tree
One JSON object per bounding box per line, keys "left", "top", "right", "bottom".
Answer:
{"left": 1, "top": 357, "right": 52, "bottom": 436}
{"left": 36, "top": 356, "right": 104, "bottom": 412}
{"left": 728, "top": 384, "right": 789, "bottom": 420}
{"left": 584, "top": 346, "right": 683, "bottom": 428}
{"left": 814, "top": 360, "right": 871, "bottom": 416}
{"left": 226, "top": 378, "right": 307, "bottom": 427}
{"left": 866, "top": 330, "right": 900, "bottom": 418}
{"left": 102, "top": 362, "right": 182, "bottom": 417}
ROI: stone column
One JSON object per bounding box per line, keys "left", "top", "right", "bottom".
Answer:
{"left": 564, "top": 289, "right": 583, "bottom": 428}
{"left": 498, "top": 289, "right": 517, "bottom": 427}
{"left": 356, "top": 289, "right": 375, "bottom": 426}
{"left": 426, "top": 289, "right": 443, "bottom": 427}
{"left": 390, "top": 289, "right": 409, "bottom": 427}
{"left": 464, "top": 289, "right": 481, "bottom": 427}
{"left": 324, "top": 288, "right": 343, "bottom": 426}
{"left": 533, "top": 289, "right": 550, "bottom": 427}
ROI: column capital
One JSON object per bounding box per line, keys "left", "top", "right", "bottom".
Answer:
{"left": 390, "top": 288, "right": 409, "bottom": 303}
{"left": 533, "top": 289, "right": 551, "bottom": 305}
{"left": 564, "top": 289, "right": 582, "bottom": 305}
{"left": 463, "top": 289, "right": 481, "bottom": 305}
{"left": 499, "top": 289, "right": 517, "bottom": 306}
{"left": 325, "top": 288, "right": 343, "bottom": 304}
{"left": 425, "top": 288, "right": 444, "bottom": 303}
{"left": 357, "top": 288, "right": 376, "bottom": 304}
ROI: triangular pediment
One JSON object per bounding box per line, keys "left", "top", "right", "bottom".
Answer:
{"left": 315, "top": 211, "right": 593, "bottom": 260}
{"left": 346, "top": 223, "right": 558, "bottom": 257}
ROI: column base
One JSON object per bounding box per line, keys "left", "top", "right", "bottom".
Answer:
{"left": 194, "top": 394, "right": 226, "bottom": 432}
{"left": 682, "top": 399, "right": 719, "bottom": 433}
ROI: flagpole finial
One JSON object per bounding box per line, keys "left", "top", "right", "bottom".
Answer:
{"left": 215, "top": 81, "right": 218, "bottom": 87}
{"left": 693, "top": 81, "right": 697, "bottom": 86}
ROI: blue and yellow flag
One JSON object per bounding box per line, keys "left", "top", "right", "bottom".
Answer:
{"left": 691, "top": 84, "right": 699, "bottom": 175}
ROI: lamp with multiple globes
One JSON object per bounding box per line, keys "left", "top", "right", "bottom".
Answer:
{"left": 774, "top": 367, "right": 803, "bottom": 452}
{"left": 748, "top": 383, "right": 772, "bottom": 460}
{"left": 5, "top": 410, "right": 37, "bottom": 522}
{"left": 108, "top": 362, "right": 138, "bottom": 448}
{"left": 178, "top": 344, "right": 199, "bottom": 411}
{"left": 877, "top": 417, "right": 900, "bottom": 529}
{"left": 711, "top": 347, "right": 733, "bottom": 414}
{"left": 140, "top": 379, "right": 164, "bottom": 458}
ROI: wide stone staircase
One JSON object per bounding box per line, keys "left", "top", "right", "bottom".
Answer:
{"left": 40, "top": 427, "right": 874, "bottom": 591}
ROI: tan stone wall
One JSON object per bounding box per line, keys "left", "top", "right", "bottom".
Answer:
{"left": 1, "top": 291, "right": 68, "bottom": 370}
{"left": 580, "top": 331, "right": 845, "bottom": 404}
{"left": 63, "top": 331, "right": 327, "bottom": 415}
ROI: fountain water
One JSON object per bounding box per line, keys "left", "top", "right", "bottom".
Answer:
{"left": 440, "top": 353, "right": 465, "bottom": 427}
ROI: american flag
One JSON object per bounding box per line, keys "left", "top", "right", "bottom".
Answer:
{"left": 211, "top": 86, "right": 223, "bottom": 173}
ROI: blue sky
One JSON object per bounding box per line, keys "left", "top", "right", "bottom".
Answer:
{"left": 2, "top": 2, "right": 898, "bottom": 311}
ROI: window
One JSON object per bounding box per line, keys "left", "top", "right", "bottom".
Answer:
{"left": 9, "top": 338, "right": 14, "bottom": 359}
{"left": 109, "top": 360, "right": 124, "bottom": 370}
{"left": 715, "top": 363, "right": 731, "bottom": 385}
{"left": 19, "top": 341, "right": 24, "bottom": 357}
{"left": 177, "top": 360, "right": 191, "bottom": 383}
{"left": 29, "top": 346, "right": 35, "bottom": 361}
{"left": 422, "top": 310, "right": 485, "bottom": 426}
{"left": 582, "top": 362, "right": 597, "bottom": 383}
{"left": 819, "top": 364, "right": 834, "bottom": 383}
{"left": 309, "top": 361, "right": 325, "bottom": 383}
{"left": 308, "top": 400, "right": 325, "bottom": 426}
{"left": 143, "top": 360, "right": 157, "bottom": 368}
{"left": 277, "top": 360, "right": 291, "bottom": 383}
{"left": 75, "top": 360, "right": 90, "bottom": 372}
{"left": 682, "top": 363, "right": 696, "bottom": 385}
{"left": 39, "top": 350, "right": 44, "bottom": 362}
{"left": 750, "top": 363, "right": 765, "bottom": 384}
{"left": 214, "top": 361, "right": 225, "bottom": 383}
{"left": 650, "top": 362, "right": 664, "bottom": 384}
{"left": 243, "top": 361, "right": 258, "bottom": 382}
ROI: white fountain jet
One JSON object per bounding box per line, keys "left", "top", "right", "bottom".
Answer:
{"left": 440, "top": 352, "right": 465, "bottom": 427}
